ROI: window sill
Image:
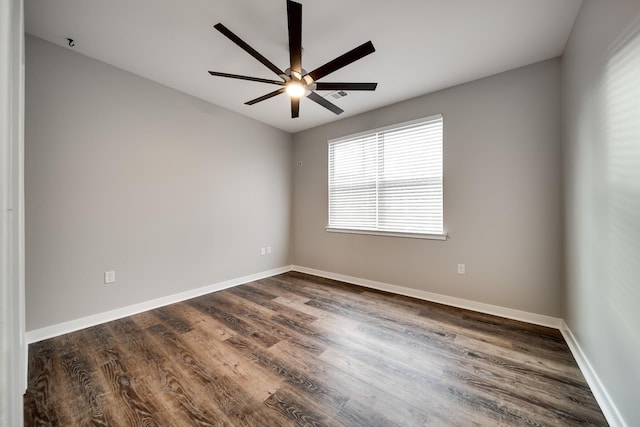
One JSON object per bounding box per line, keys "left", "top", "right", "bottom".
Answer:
{"left": 325, "top": 227, "right": 448, "bottom": 241}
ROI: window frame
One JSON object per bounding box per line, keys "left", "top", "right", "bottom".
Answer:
{"left": 326, "top": 115, "right": 447, "bottom": 240}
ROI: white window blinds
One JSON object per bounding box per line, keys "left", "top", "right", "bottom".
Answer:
{"left": 328, "top": 115, "right": 444, "bottom": 237}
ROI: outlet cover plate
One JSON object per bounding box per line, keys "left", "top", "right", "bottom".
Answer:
{"left": 104, "top": 270, "right": 116, "bottom": 284}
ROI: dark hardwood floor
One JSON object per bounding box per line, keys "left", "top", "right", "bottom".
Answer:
{"left": 24, "top": 272, "right": 607, "bottom": 426}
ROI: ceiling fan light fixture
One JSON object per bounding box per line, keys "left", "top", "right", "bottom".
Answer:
{"left": 208, "top": 0, "right": 376, "bottom": 117}
{"left": 286, "top": 81, "right": 306, "bottom": 98}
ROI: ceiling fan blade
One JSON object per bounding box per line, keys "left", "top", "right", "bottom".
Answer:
{"left": 306, "top": 41, "right": 375, "bottom": 82}
{"left": 245, "top": 88, "right": 286, "bottom": 105}
{"left": 208, "top": 71, "right": 285, "bottom": 86}
{"left": 287, "top": 1, "right": 303, "bottom": 78}
{"left": 214, "top": 23, "right": 287, "bottom": 79}
{"left": 291, "top": 97, "right": 300, "bottom": 118}
{"left": 314, "top": 82, "right": 377, "bottom": 91}
{"left": 307, "top": 91, "right": 344, "bottom": 115}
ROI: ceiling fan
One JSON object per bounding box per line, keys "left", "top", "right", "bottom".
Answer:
{"left": 208, "top": 0, "right": 377, "bottom": 118}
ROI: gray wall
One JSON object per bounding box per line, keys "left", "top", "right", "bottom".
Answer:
{"left": 292, "top": 59, "right": 563, "bottom": 317}
{"left": 25, "top": 36, "right": 292, "bottom": 331}
{"left": 562, "top": 1, "right": 640, "bottom": 425}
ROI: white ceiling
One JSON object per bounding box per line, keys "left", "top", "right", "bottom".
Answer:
{"left": 25, "top": 0, "right": 583, "bottom": 133}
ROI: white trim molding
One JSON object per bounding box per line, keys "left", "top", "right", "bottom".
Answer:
{"left": 27, "top": 264, "right": 563, "bottom": 343}
{"left": 1, "top": 0, "right": 26, "bottom": 425}
{"left": 560, "top": 321, "right": 627, "bottom": 427}
{"left": 291, "top": 265, "right": 562, "bottom": 329}
{"left": 26, "top": 266, "right": 292, "bottom": 343}
{"left": 326, "top": 227, "right": 448, "bottom": 241}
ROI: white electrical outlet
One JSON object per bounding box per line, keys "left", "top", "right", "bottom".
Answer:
{"left": 267, "top": 246, "right": 272, "bottom": 255}
{"left": 261, "top": 247, "right": 266, "bottom": 255}
{"left": 457, "top": 264, "right": 466, "bottom": 275}
{"left": 104, "top": 270, "right": 116, "bottom": 284}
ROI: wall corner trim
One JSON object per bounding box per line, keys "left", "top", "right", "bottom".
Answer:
{"left": 559, "top": 321, "right": 628, "bottom": 427}
{"left": 25, "top": 265, "right": 294, "bottom": 343}
{"left": 291, "top": 265, "right": 561, "bottom": 328}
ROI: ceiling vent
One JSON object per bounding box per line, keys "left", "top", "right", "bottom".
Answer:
{"left": 328, "top": 90, "right": 348, "bottom": 100}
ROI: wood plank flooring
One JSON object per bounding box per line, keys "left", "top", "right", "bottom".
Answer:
{"left": 24, "top": 272, "right": 608, "bottom": 426}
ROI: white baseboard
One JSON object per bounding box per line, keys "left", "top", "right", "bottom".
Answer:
{"left": 560, "top": 321, "right": 627, "bottom": 427}
{"left": 25, "top": 265, "right": 293, "bottom": 344}
{"left": 26, "top": 264, "right": 561, "bottom": 343}
{"left": 291, "top": 265, "right": 562, "bottom": 329}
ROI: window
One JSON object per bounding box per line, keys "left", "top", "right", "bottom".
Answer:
{"left": 327, "top": 115, "right": 444, "bottom": 239}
